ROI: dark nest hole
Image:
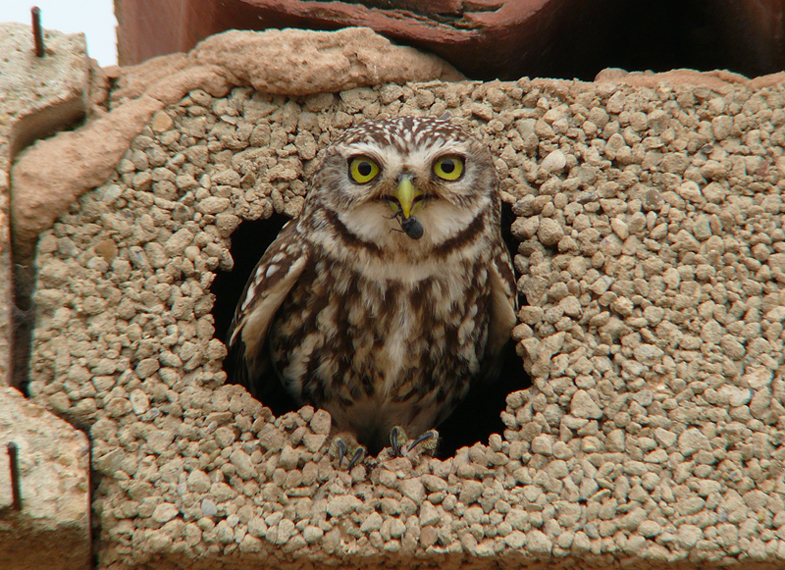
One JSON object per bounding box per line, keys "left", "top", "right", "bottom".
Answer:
{"left": 483, "top": 0, "right": 784, "bottom": 81}
{"left": 211, "top": 204, "right": 531, "bottom": 459}
{"left": 593, "top": 0, "right": 739, "bottom": 77}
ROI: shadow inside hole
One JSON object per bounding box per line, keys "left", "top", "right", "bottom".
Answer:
{"left": 436, "top": 201, "right": 531, "bottom": 458}
{"left": 517, "top": 0, "right": 778, "bottom": 82}
{"left": 211, "top": 214, "right": 290, "bottom": 347}
{"left": 211, "top": 213, "right": 301, "bottom": 417}
{"left": 501, "top": 201, "right": 527, "bottom": 312}
{"left": 211, "top": 205, "right": 531, "bottom": 459}
{"left": 437, "top": 339, "right": 530, "bottom": 458}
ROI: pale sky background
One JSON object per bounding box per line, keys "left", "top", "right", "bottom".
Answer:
{"left": 0, "top": 1, "right": 118, "bottom": 67}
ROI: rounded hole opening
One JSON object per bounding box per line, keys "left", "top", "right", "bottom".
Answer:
{"left": 211, "top": 203, "right": 531, "bottom": 459}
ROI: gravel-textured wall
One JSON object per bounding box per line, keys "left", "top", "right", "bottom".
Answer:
{"left": 28, "top": 77, "right": 785, "bottom": 569}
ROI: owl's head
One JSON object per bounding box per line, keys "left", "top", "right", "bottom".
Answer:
{"left": 302, "top": 116, "right": 499, "bottom": 254}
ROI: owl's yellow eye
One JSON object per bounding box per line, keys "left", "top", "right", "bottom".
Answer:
{"left": 433, "top": 155, "right": 464, "bottom": 181}
{"left": 349, "top": 156, "right": 380, "bottom": 184}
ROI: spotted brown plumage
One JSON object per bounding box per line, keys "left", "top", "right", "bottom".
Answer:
{"left": 227, "top": 116, "right": 516, "bottom": 455}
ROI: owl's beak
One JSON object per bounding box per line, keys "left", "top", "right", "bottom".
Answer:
{"left": 392, "top": 174, "right": 422, "bottom": 219}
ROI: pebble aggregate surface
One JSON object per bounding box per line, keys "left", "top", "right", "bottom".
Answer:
{"left": 28, "top": 78, "right": 785, "bottom": 569}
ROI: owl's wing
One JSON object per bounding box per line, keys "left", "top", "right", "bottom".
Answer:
{"left": 226, "top": 220, "right": 309, "bottom": 396}
{"left": 482, "top": 243, "right": 517, "bottom": 380}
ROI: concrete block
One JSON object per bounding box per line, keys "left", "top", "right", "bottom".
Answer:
{"left": 0, "top": 385, "right": 90, "bottom": 570}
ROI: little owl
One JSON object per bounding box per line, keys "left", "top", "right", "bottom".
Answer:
{"left": 227, "top": 115, "right": 516, "bottom": 466}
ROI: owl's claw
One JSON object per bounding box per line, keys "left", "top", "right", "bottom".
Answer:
{"left": 330, "top": 436, "right": 366, "bottom": 470}
{"left": 409, "top": 429, "right": 439, "bottom": 454}
{"left": 390, "top": 426, "right": 439, "bottom": 458}
{"left": 390, "top": 425, "right": 407, "bottom": 457}
{"left": 347, "top": 446, "right": 366, "bottom": 469}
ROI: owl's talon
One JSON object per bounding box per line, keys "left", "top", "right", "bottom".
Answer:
{"left": 390, "top": 426, "right": 407, "bottom": 457}
{"left": 407, "top": 429, "right": 439, "bottom": 455}
{"left": 334, "top": 438, "right": 348, "bottom": 467}
{"left": 388, "top": 426, "right": 439, "bottom": 459}
{"left": 329, "top": 436, "right": 366, "bottom": 470}
{"left": 347, "top": 447, "right": 366, "bottom": 469}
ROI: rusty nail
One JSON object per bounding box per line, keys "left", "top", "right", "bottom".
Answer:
{"left": 32, "top": 7, "right": 45, "bottom": 58}
{"left": 7, "top": 442, "right": 22, "bottom": 511}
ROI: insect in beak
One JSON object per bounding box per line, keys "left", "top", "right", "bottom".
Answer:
{"left": 399, "top": 215, "right": 424, "bottom": 240}
{"left": 389, "top": 174, "right": 425, "bottom": 240}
